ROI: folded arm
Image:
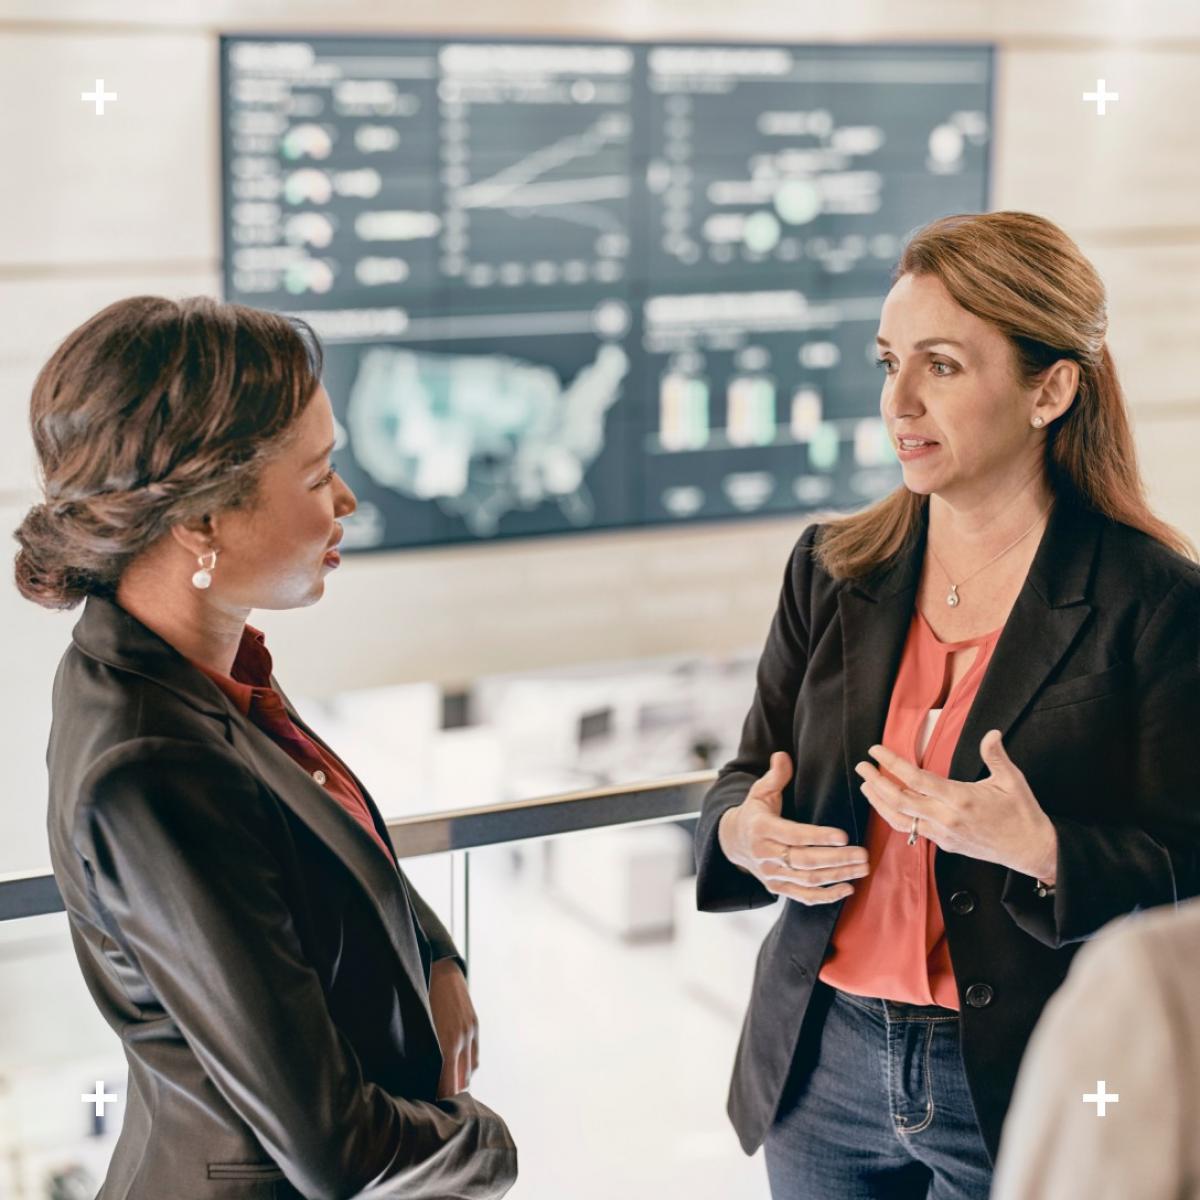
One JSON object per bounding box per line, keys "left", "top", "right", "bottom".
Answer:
{"left": 77, "top": 739, "right": 516, "bottom": 1200}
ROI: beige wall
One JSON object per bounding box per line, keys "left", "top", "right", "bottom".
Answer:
{"left": 3, "top": 0, "right": 1199, "bottom": 869}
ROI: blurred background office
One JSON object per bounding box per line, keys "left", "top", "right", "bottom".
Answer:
{"left": 1, "top": 1, "right": 1198, "bottom": 1197}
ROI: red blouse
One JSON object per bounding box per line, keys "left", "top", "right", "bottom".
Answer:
{"left": 818, "top": 608, "right": 1002, "bottom": 1009}
{"left": 187, "top": 624, "right": 396, "bottom": 867}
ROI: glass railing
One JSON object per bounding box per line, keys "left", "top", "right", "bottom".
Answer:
{"left": 0, "top": 772, "right": 717, "bottom": 923}
{"left": 0, "top": 772, "right": 776, "bottom": 1199}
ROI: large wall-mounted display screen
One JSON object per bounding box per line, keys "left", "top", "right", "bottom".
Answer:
{"left": 220, "top": 36, "right": 993, "bottom": 550}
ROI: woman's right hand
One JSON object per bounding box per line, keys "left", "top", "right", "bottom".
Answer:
{"left": 717, "top": 751, "right": 870, "bottom": 904}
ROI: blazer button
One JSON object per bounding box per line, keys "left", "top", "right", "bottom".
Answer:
{"left": 950, "top": 890, "right": 976, "bottom": 915}
{"left": 965, "top": 983, "right": 994, "bottom": 1008}
{"left": 312, "top": 769, "right": 327, "bottom": 785}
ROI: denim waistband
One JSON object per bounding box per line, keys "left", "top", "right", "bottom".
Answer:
{"left": 830, "top": 984, "right": 960, "bottom": 1022}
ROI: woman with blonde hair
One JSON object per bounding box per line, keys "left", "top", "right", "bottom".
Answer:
{"left": 696, "top": 210, "right": 1200, "bottom": 1198}
{"left": 15, "top": 297, "right": 517, "bottom": 1198}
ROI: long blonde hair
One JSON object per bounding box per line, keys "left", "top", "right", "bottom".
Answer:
{"left": 816, "top": 210, "right": 1197, "bottom": 579}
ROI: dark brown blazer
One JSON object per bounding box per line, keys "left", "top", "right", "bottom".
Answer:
{"left": 695, "top": 488, "right": 1200, "bottom": 1163}
{"left": 47, "top": 596, "right": 517, "bottom": 1199}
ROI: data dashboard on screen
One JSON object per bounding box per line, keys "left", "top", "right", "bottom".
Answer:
{"left": 220, "top": 36, "right": 994, "bottom": 551}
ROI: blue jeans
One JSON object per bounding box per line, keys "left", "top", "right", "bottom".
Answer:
{"left": 764, "top": 981, "right": 994, "bottom": 1200}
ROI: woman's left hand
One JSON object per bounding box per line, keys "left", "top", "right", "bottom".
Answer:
{"left": 428, "top": 958, "right": 480, "bottom": 1098}
{"left": 855, "top": 730, "right": 1058, "bottom": 881}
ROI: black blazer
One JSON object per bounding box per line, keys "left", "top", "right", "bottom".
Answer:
{"left": 695, "top": 490, "right": 1200, "bottom": 1164}
{"left": 46, "top": 596, "right": 517, "bottom": 1200}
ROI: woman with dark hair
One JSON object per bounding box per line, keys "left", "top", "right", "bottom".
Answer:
{"left": 15, "top": 296, "right": 517, "bottom": 1199}
{"left": 695, "top": 210, "right": 1200, "bottom": 1199}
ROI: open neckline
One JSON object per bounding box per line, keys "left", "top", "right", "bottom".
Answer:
{"left": 911, "top": 612, "right": 1001, "bottom": 764}
{"left": 915, "top": 607, "right": 1003, "bottom": 651}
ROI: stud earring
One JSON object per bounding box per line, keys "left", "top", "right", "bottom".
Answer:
{"left": 192, "top": 548, "right": 218, "bottom": 590}
{"left": 1031, "top": 416, "right": 1045, "bottom": 428}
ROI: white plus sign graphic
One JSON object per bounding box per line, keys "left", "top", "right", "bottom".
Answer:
{"left": 81, "top": 80, "right": 118, "bottom": 116}
{"left": 1082, "top": 1080, "right": 1119, "bottom": 1116}
{"left": 1082, "top": 79, "right": 1119, "bottom": 116}
{"left": 81, "top": 1081, "right": 118, "bottom": 1117}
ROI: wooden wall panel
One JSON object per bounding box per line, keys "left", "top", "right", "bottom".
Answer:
{"left": 252, "top": 517, "right": 804, "bottom": 693}
{"left": 994, "top": 50, "right": 1200, "bottom": 234}
{"left": 2, "top": 0, "right": 1199, "bottom": 41}
{"left": 1085, "top": 242, "right": 1200, "bottom": 414}
{"left": 0, "top": 33, "right": 217, "bottom": 267}
{"left": 1129, "top": 412, "right": 1200, "bottom": 549}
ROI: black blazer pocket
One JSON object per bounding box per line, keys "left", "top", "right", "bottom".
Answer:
{"left": 1029, "top": 663, "right": 1130, "bottom": 713}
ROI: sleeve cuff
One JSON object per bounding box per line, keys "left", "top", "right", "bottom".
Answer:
{"left": 695, "top": 798, "right": 776, "bottom": 913}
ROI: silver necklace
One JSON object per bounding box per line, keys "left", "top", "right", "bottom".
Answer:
{"left": 926, "top": 500, "right": 1054, "bottom": 608}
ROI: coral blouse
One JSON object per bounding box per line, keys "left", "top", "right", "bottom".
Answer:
{"left": 817, "top": 607, "right": 1002, "bottom": 1009}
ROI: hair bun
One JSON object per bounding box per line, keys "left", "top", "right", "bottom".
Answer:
{"left": 12, "top": 504, "right": 95, "bottom": 610}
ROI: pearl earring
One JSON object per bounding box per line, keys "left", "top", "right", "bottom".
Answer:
{"left": 1032, "top": 416, "right": 1045, "bottom": 428}
{"left": 192, "top": 548, "right": 218, "bottom": 590}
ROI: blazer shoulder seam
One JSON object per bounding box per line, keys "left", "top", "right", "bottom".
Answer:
{"left": 1131, "top": 572, "right": 1200, "bottom": 664}
{"left": 70, "top": 738, "right": 272, "bottom": 884}
{"left": 74, "top": 737, "right": 263, "bottom": 825}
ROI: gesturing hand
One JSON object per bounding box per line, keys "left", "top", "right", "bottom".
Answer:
{"left": 428, "top": 958, "right": 480, "bottom": 1098}
{"left": 854, "top": 729, "right": 1058, "bottom": 881}
{"left": 719, "top": 751, "right": 871, "bottom": 905}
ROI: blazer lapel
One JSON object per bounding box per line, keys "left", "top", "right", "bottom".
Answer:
{"left": 272, "top": 689, "right": 405, "bottom": 870}
{"left": 839, "top": 509, "right": 927, "bottom": 844}
{"left": 948, "top": 496, "right": 1098, "bottom": 783}
{"left": 223, "top": 711, "right": 435, "bottom": 1021}
{"left": 270, "top": 684, "right": 437, "bottom": 965}
{"left": 837, "top": 493, "right": 1101, "bottom": 837}
{"left": 72, "top": 596, "right": 435, "bottom": 1023}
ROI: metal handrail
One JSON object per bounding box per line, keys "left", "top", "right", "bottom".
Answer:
{"left": 0, "top": 771, "right": 717, "bottom": 923}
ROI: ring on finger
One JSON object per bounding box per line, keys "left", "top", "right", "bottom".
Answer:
{"left": 782, "top": 845, "right": 792, "bottom": 870}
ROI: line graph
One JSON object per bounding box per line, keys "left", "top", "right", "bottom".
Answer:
{"left": 454, "top": 114, "right": 628, "bottom": 207}
{"left": 442, "top": 110, "right": 633, "bottom": 283}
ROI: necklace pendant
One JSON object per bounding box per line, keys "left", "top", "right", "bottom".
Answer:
{"left": 946, "top": 584, "right": 960, "bottom": 608}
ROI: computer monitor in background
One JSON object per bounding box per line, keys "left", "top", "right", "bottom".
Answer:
{"left": 219, "top": 37, "right": 994, "bottom": 551}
